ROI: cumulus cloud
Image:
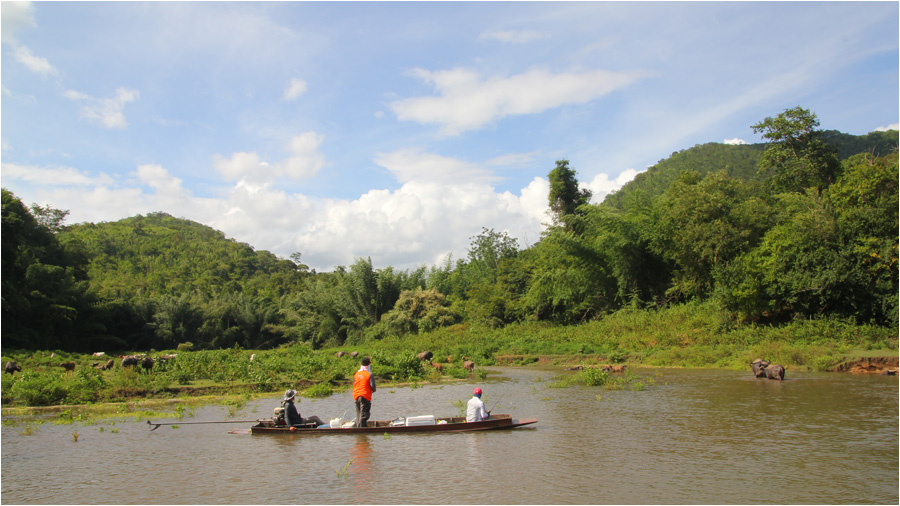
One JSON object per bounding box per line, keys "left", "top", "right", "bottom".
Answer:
{"left": 64, "top": 88, "right": 140, "bottom": 129}
{"left": 213, "top": 132, "right": 324, "bottom": 183}
{"left": 283, "top": 78, "right": 307, "bottom": 101}
{"left": 875, "top": 123, "right": 899, "bottom": 132}
{"left": 390, "top": 67, "right": 649, "bottom": 136}
{"left": 374, "top": 148, "right": 499, "bottom": 184}
{"left": 479, "top": 29, "right": 548, "bottom": 44}
{"left": 8, "top": 158, "right": 552, "bottom": 271}
{"left": 585, "top": 168, "right": 643, "bottom": 204}
{"left": 724, "top": 138, "right": 747, "bottom": 145}
{"left": 277, "top": 132, "right": 324, "bottom": 179}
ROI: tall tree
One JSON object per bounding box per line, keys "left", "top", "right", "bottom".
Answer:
{"left": 548, "top": 159, "right": 592, "bottom": 229}
{"left": 752, "top": 106, "right": 841, "bottom": 193}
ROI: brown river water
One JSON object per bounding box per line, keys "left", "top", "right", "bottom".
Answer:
{"left": 1, "top": 367, "right": 897, "bottom": 504}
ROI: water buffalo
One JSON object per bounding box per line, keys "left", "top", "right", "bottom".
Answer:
{"left": 751, "top": 359, "right": 771, "bottom": 376}
{"left": 764, "top": 364, "right": 785, "bottom": 381}
{"left": 463, "top": 360, "right": 475, "bottom": 372}
{"left": 417, "top": 351, "right": 433, "bottom": 361}
{"left": 5, "top": 361, "right": 22, "bottom": 375}
{"left": 60, "top": 361, "right": 76, "bottom": 373}
{"left": 121, "top": 356, "right": 139, "bottom": 368}
{"left": 141, "top": 357, "right": 154, "bottom": 372}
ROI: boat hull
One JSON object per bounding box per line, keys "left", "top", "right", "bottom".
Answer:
{"left": 250, "top": 414, "right": 536, "bottom": 435}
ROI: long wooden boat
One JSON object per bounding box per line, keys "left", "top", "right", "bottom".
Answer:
{"left": 250, "top": 413, "right": 537, "bottom": 435}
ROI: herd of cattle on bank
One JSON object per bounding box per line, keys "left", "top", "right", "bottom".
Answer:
{"left": 4, "top": 353, "right": 176, "bottom": 376}
{"left": 2, "top": 349, "right": 472, "bottom": 377}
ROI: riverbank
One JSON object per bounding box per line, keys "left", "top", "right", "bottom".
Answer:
{"left": 3, "top": 302, "right": 896, "bottom": 414}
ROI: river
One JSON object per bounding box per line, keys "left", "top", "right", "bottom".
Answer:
{"left": 2, "top": 367, "right": 897, "bottom": 504}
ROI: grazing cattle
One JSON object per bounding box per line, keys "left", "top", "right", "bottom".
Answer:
{"left": 350, "top": 351, "right": 359, "bottom": 359}
{"left": 751, "top": 359, "right": 771, "bottom": 376}
{"left": 600, "top": 365, "right": 612, "bottom": 372}
{"left": 764, "top": 364, "right": 785, "bottom": 381}
{"left": 141, "top": 357, "right": 154, "bottom": 373}
{"left": 430, "top": 362, "right": 443, "bottom": 372}
{"left": 417, "top": 351, "right": 433, "bottom": 362}
{"left": 121, "top": 356, "right": 139, "bottom": 368}
{"left": 92, "top": 362, "right": 102, "bottom": 368}
{"left": 102, "top": 359, "right": 115, "bottom": 370}
{"left": 336, "top": 351, "right": 346, "bottom": 358}
{"left": 566, "top": 365, "right": 584, "bottom": 371}
{"left": 5, "top": 361, "right": 22, "bottom": 375}
{"left": 610, "top": 365, "right": 627, "bottom": 373}
{"left": 463, "top": 360, "right": 475, "bottom": 372}
{"left": 92, "top": 352, "right": 106, "bottom": 357}
{"left": 60, "top": 362, "right": 76, "bottom": 373}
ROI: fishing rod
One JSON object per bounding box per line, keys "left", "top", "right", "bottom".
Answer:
{"left": 487, "top": 394, "right": 504, "bottom": 414}
{"left": 147, "top": 419, "right": 261, "bottom": 431}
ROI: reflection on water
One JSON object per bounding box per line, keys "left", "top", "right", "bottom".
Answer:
{"left": 2, "top": 367, "right": 897, "bottom": 504}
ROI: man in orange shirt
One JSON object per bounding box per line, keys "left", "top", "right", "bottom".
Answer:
{"left": 353, "top": 357, "right": 376, "bottom": 427}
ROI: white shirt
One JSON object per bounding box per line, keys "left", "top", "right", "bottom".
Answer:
{"left": 466, "top": 395, "right": 488, "bottom": 422}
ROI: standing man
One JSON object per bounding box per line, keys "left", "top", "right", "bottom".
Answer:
{"left": 467, "top": 387, "right": 490, "bottom": 422}
{"left": 353, "top": 357, "right": 376, "bottom": 427}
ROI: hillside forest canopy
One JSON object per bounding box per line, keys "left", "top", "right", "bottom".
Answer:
{"left": 2, "top": 107, "right": 897, "bottom": 353}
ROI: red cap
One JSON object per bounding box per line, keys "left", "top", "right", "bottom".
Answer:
{"left": 473, "top": 388, "right": 482, "bottom": 396}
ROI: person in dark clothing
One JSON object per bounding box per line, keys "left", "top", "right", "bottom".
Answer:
{"left": 282, "top": 389, "right": 324, "bottom": 428}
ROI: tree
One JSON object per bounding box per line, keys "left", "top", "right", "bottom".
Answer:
{"left": 548, "top": 159, "right": 592, "bottom": 228}
{"left": 752, "top": 106, "right": 841, "bottom": 193}
{"left": 650, "top": 171, "right": 771, "bottom": 300}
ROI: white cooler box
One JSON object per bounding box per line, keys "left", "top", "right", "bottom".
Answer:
{"left": 405, "top": 415, "right": 436, "bottom": 426}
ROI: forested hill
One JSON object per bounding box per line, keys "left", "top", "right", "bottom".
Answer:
{"left": 60, "top": 212, "right": 306, "bottom": 300}
{"left": 3, "top": 107, "right": 897, "bottom": 353}
{"left": 602, "top": 129, "right": 898, "bottom": 209}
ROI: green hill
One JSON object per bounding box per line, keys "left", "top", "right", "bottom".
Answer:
{"left": 59, "top": 212, "right": 305, "bottom": 301}
{"left": 602, "top": 130, "right": 897, "bottom": 209}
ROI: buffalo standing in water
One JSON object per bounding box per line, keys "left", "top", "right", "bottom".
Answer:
{"left": 763, "top": 364, "right": 785, "bottom": 381}
{"left": 751, "top": 359, "right": 771, "bottom": 376}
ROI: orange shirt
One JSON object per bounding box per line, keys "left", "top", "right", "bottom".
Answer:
{"left": 353, "top": 369, "right": 374, "bottom": 401}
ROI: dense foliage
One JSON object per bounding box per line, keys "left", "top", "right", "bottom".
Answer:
{"left": 2, "top": 107, "right": 897, "bottom": 354}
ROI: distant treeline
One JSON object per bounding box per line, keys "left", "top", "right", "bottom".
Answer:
{"left": 2, "top": 107, "right": 897, "bottom": 353}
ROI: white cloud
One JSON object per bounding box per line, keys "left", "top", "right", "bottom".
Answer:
{"left": 1, "top": 163, "right": 114, "bottom": 187}
{"left": 374, "top": 148, "right": 499, "bottom": 184}
{"left": 277, "top": 132, "right": 324, "bottom": 179}
{"left": 64, "top": 88, "right": 140, "bottom": 129}
{"left": 13, "top": 44, "right": 58, "bottom": 76}
{"left": 875, "top": 123, "right": 899, "bottom": 132}
{"left": 724, "top": 138, "right": 747, "bottom": 145}
{"left": 479, "top": 29, "right": 548, "bottom": 44}
{"left": 213, "top": 151, "right": 268, "bottom": 182}
{"left": 390, "top": 67, "right": 649, "bottom": 136}
{"left": 8, "top": 159, "right": 551, "bottom": 271}
{"left": 1, "top": 1, "right": 36, "bottom": 45}
{"left": 585, "top": 168, "right": 643, "bottom": 203}
{"left": 283, "top": 78, "right": 307, "bottom": 101}
{"left": 213, "top": 132, "right": 324, "bottom": 183}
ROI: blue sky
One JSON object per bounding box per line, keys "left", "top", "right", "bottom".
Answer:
{"left": 2, "top": 1, "right": 897, "bottom": 272}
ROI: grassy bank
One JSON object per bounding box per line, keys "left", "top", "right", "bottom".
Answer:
{"left": 2, "top": 301, "right": 895, "bottom": 415}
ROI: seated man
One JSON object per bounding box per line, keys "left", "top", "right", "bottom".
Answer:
{"left": 282, "top": 389, "right": 324, "bottom": 428}
{"left": 466, "top": 387, "right": 490, "bottom": 422}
